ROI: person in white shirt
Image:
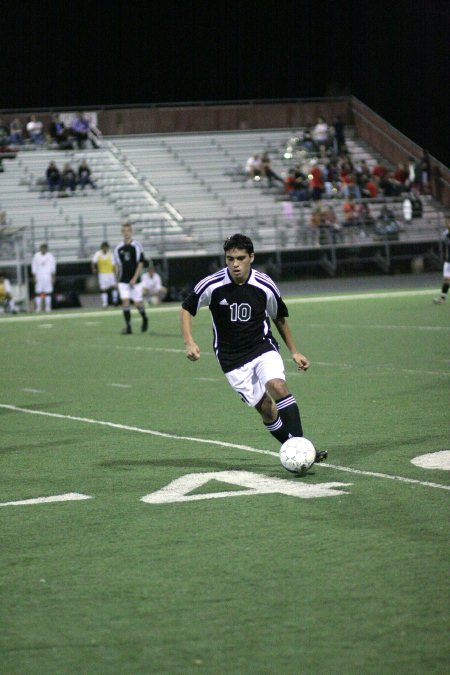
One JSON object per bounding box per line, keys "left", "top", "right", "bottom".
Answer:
{"left": 31, "top": 243, "right": 56, "bottom": 312}
{"left": 140, "top": 260, "right": 167, "bottom": 305}
{"left": 26, "top": 114, "right": 45, "bottom": 144}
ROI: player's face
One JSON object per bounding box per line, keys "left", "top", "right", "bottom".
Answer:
{"left": 225, "top": 248, "right": 254, "bottom": 284}
{"left": 122, "top": 226, "right": 132, "bottom": 244}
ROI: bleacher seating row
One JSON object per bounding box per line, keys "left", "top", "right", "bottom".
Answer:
{"left": 0, "top": 127, "right": 446, "bottom": 263}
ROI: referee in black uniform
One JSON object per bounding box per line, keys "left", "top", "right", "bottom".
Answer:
{"left": 113, "top": 222, "right": 148, "bottom": 334}
{"left": 180, "top": 233, "right": 327, "bottom": 462}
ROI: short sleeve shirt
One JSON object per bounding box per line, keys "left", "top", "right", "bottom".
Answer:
{"left": 182, "top": 267, "right": 289, "bottom": 373}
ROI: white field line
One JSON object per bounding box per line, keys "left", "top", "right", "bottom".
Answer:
{"left": 0, "top": 288, "right": 438, "bottom": 323}
{"left": 1, "top": 403, "right": 449, "bottom": 492}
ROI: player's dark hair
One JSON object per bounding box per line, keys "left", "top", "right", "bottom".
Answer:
{"left": 223, "top": 233, "right": 254, "bottom": 255}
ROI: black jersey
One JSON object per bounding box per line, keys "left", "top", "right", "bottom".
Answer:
{"left": 442, "top": 229, "right": 450, "bottom": 263}
{"left": 113, "top": 239, "right": 145, "bottom": 283}
{"left": 182, "top": 267, "right": 289, "bottom": 373}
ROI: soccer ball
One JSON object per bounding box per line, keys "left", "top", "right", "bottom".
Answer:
{"left": 280, "top": 437, "right": 316, "bottom": 475}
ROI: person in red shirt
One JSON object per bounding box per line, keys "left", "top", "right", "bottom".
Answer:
{"left": 309, "top": 160, "right": 324, "bottom": 201}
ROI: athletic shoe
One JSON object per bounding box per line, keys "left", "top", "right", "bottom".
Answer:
{"left": 433, "top": 297, "right": 445, "bottom": 304}
{"left": 314, "top": 449, "right": 328, "bottom": 463}
{"left": 121, "top": 326, "right": 132, "bottom": 335}
{"left": 141, "top": 316, "right": 148, "bottom": 332}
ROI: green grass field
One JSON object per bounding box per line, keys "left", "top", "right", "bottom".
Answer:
{"left": 1, "top": 284, "right": 449, "bottom": 674}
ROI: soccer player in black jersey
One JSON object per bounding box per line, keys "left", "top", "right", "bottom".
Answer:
{"left": 113, "top": 223, "right": 148, "bottom": 334}
{"left": 180, "top": 233, "right": 327, "bottom": 463}
{"left": 433, "top": 216, "right": 450, "bottom": 304}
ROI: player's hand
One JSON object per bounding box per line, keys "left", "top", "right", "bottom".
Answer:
{"left": 185, "top": 342, "right": 201, "bottom": 361}
{"left": 293, "top": 352, "right": 310, "bottom": 371}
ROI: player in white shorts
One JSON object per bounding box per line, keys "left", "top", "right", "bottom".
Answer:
{"left": 31, "top": 243, "right": 56, "bottom": 312}
{"left": 180, "top": 233, "right": 327, "bottom": 462}
{"left": 91, "top": 242, "right": 118, "bottom": 308}
{"left": 113, "top": 223, "right": 148, "bottom": 334}
{"left": 433, "top": 216, "right": 450, "bottom": 304}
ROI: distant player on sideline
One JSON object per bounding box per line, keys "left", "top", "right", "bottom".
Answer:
{"left": 113, "top": 223, "right": 148, "bottom": 334}
{"left": 180, "top": 232, "right": 327, "bottom": 462}
{"left": 141, "top": 260, "right": 167, "bottom": 305}
{"left": 31, "top": 243, "right": 56, "bottom": 312}
{"left": 433, "top": 216, "right": 450, "bottom": 304}
{"left": 91, "top": 241, "right": 118, "bottom": 308}
{"left": 0, "top": 274, "right": 17, "bottom": 313}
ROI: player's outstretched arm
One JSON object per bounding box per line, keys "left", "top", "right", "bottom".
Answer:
{"left": 180, "top": 308, "right": 201, "bottom": 361}
{"left": 274, "top": 317, "right": 310, "bottom": 371}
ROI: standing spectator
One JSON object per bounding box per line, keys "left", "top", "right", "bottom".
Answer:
{"left": 141, "top": 260, "right": 167, "bottom": 305}
{"left": 91, "top": 241, "right": 118, "bottom": 308}
{"left": 26, "top": 115, "right": 45, "bottom": 144}
{"left": 46, "top": 161, "right": 62, "bottom": 192}
{"left": 78, "top": 160, "right": 97, "bottom": 190}
{"left": 113, "top": 223, "right": 148, "bottom": 334}
{"left": 417, "top": 150, "right": 432, "bottom": 195}
{"left": 312, "top": 116, "right": 330, "bottom": 154}
{"left": 0, "top": 274, "right": 17, "bottom": 313}
{"left": 71, "top": 112, "right": 99, "bottom": 149}
{"left": 180, "top": 232, "right": 327, "bottom": 462}
{"left": 61, "top": 163, "right": 77, "bottom": 192}
{"left": 309, "top": 160, "right": 324, "bottom": 201}
{"left": 9, "top": 118, "right": 24, "bottom": 145}
{"left": 433, "top": 217, "right": 450, "bottom": 304}
{"left": 31, "top": 243, "right": 56, "bottom": 312}
{"left": 331, "top": 115, "right": 345, "bottom": 155}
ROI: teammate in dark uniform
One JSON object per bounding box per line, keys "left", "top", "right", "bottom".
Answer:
{"left": 113, "top": 222, "right": 148, "bottom": 334}
{"left": 180, "top": 233, "right": 327, "bottom": 463}
{"left": 433, "top": 216, "right": 450, "bottom": 304}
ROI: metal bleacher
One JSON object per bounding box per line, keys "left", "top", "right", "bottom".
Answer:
{"left": 0, "top": 127, "right": 446, "bottom": 266}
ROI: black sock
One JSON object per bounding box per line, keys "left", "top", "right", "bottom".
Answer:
{"left": 441, "top": 282, "right": 449, "bottom": 297}
{"left": 264, "top": 415, "right": 290, "bottom": 443}
{"left": 276, "top": 394, "right": 303, "bottom": 438}
{"left": 123, "top": 308, "right": 131, "bottom": 326}
{"left": 138, "top": 307, "right": 147, "bottom": 319}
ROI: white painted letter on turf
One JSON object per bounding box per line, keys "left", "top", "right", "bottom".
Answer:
{"left": 140, "top": 471, "right": 351, "bottom": 503}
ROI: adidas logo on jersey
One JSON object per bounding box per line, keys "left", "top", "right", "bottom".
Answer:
{"left": 219, "top": 298, "right": 229, "bottom": 305}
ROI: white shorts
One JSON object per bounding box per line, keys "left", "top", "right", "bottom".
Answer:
{"left": 443, "top": 262, "right": 450, "bottom": 279}
{"left": 225, "top": 350, "right": 285, "bottom": 407}
{"left": 118, "top": 282, "right": 143, "bottom": 303}
{"left": 35, "top": 279, "right": 53, "bottom": 295}
{"left": 98, "top": 272, "right": 116, "bottom": 291}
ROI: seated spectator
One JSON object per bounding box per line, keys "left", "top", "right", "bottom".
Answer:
{"left": 340, "top": 169, "right": 361, "bottom": 199}
{"left": 375, "top": 204, "right": 400, "bottom": 240}
{"left": 26, "top": 115, "right": 45, "bottom": 144}
{"left": 361, "top": 175, "right": 379, "bottom": 199}
{"left": 46, "top": 161, "right": 62, "bottom": 192}
{"left": 245, "top": 154, "right": 262, "bottom": 181}
{"left": 372, "top": 158, "right": 388, "bottom": 180}
{"left": 283, "top": 168, "right": 297, "bottom": 197}
{"left": 300, "top": 128, "right": 317, "bottom": 155}
{"left": 0, "top": 119, "right": 10, "bottom": 147}
{"left": 61, "top": 163, "right": 77, "bottom": 192}
{"left": 323, "top": 160, "right": 341, "bottom": 197}
{"left": 355, "top": 202, "right": 375, "bottom": 232}
{"left": 9, "top": 118, "right": 24, "bottom": 145}
{"left": 260, "top": 153, "right": 283, "bottom": 187}
{"left": 0, "top": 274, "right": 17, "bottom": 313}
{"left": 390, "top": 161, "right": 409, "bottom": 194}
{"left": 292, "top": 167, "right": 310, "bottom": 202}
{"left": 77, "top": 160, "right": 97, "bottom": 190}
{"left": 49, "top": 113, "right": 73, "bottom": 149}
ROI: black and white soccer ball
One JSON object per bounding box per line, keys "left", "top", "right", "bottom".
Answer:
{"left": 280, "top": 437, "right": 316, "bottom": 475}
